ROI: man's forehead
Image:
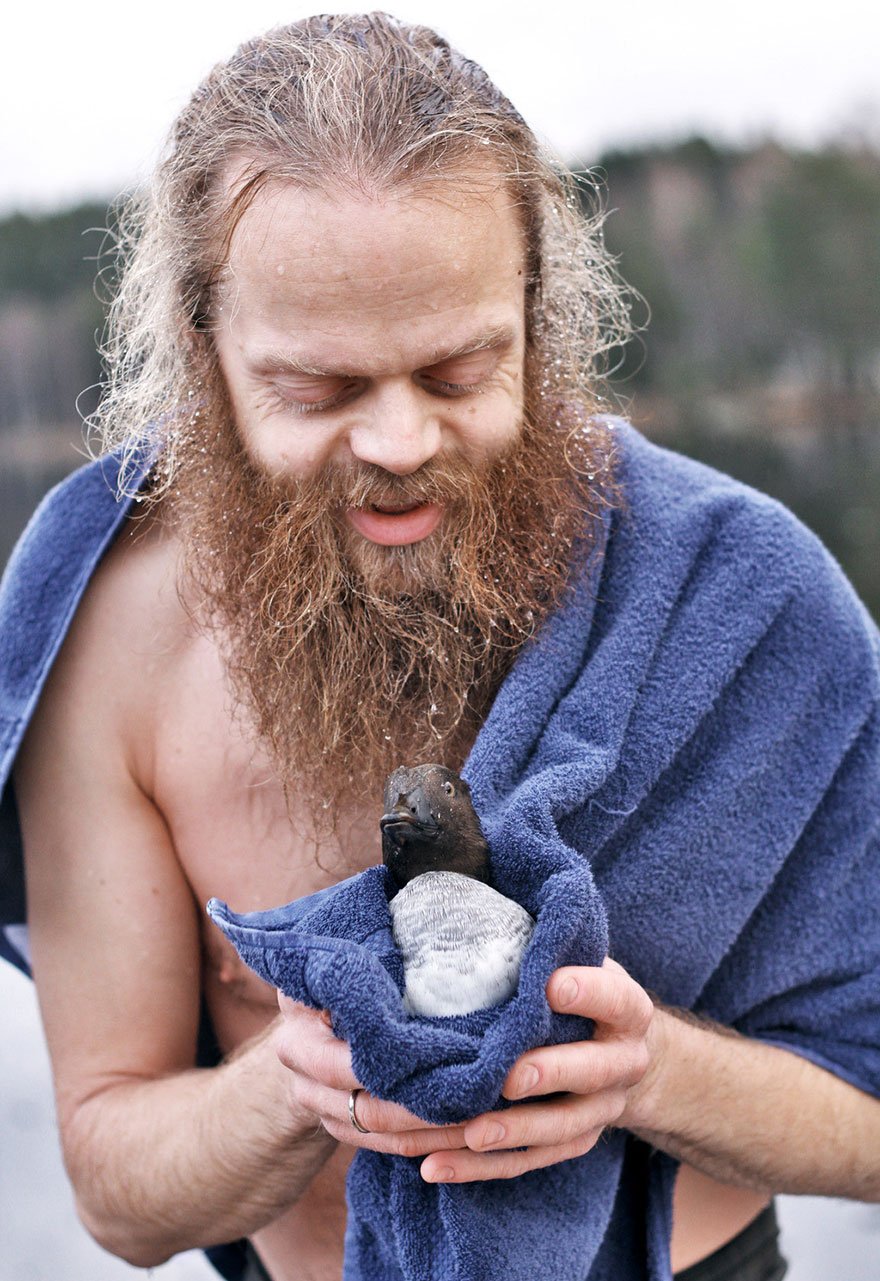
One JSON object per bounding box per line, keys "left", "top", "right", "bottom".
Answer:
{"left": 216, "top": 164, "right": 525, "bottom": 276}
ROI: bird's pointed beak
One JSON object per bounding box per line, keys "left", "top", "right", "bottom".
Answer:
{"left": 379, "top": 796, "right": 439, "bottom": 845}
{"left": 379, "top": 808, "right": 416, "bottom": 833}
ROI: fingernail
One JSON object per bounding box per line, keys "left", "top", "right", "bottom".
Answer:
{"left": 478, "top": 1121, "right": 506, "bottom": 1148}
{"left": 557, "top": 975, "right": 579, "bottom": 1007}
{"left": 423, "top": 1165, "right": 455, "bottom": 1183}
{"left": 515, "top": 1064, "right": 540, "bottom": 1095}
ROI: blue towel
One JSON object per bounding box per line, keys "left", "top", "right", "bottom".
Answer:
{"left": 208, "top": 423, "right": 880, "bottom": 1281}
{"left": 0, "top": 451, "right": 138, "bottom": 950}
{"left": 3, "top": 424, "right": 880, "bottom": 1280}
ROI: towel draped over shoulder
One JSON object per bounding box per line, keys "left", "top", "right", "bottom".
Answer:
{"left": 211, "top": 424, "right": 880, "bottom": 1280}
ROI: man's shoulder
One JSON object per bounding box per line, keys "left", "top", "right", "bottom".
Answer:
{"left": 613, "top": 421, "right": 866, "bottom": 600}
{"left": 0, "top": 457, "right": 126, "bottom": 773}
{"left": 0, "top": 452, "right": 181, "bottom": 791}
{"left": 67, "top": 493, "right": 187, "bottom": 666}
{"left": 2, "top": 451, "right": 137, "bottom": 599}
{"left": 614, "top": 421, "right": 816, "bottom": 550}
{"left": 604, "top": 421, "right": 879, "bottom": 681}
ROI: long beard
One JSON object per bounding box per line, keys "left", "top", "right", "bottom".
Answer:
{"left": 164, "top": 391, "right": 615, "bottom": 809}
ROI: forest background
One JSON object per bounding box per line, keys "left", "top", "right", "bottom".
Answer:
{"left": 2, "top": 131, "right": 879, "bottom": 617}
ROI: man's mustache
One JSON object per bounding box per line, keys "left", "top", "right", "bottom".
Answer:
{"left": 270, "top": 454, "right": 491, "bottom": 514}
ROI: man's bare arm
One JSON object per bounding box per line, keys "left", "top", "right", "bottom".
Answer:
{"left": 620, "top": 1001, "right": 880, "bottom": 1199}
{"left": 10, "top": 535, "right": 348, "bottom": 1267}
{"left": 58, "top": 1024, "right": 336, "bottom": 1266}
{"left": 408, "top": 962, "right": 880, "bottom": 1197}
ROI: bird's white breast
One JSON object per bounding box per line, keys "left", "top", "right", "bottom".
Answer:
{"left": 389, "top": 870, "right": 535, "bottom": 1017}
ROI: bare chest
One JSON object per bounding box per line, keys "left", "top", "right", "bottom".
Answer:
{"left": 147, "top": 634, "right": 382, "bottom": 1053}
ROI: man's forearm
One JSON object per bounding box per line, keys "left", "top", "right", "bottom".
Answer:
{"left": 61, "top": 1021, "right": 335, "bottom": 1267}
{"left": 622, "top": 1006, "right": 880, "bottom": 1200}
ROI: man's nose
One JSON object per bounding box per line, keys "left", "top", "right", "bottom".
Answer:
{"left": 347, "top": 383, "right": 442, "bottom": 475}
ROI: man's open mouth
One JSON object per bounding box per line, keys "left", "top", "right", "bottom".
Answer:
{"left": 345, "top": 501, "right": 443, "bottom": 547}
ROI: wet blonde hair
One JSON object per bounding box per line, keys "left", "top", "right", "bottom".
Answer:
{"left": 90, "top": 12, "right": 631, "bottom": 489}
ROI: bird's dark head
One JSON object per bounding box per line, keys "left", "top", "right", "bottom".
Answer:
{"left": 380, "top": 764, "right": 490, "bottom": 890}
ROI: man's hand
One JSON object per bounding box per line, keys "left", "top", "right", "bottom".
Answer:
{"left": 275, "top": 960, "right": 654, "bottom": 1183}
{"left": 274, "top": 996, "right": 469, "bottom": 1158}
{"left": 420, "top": 958, "right": 653, "bottom": 1183}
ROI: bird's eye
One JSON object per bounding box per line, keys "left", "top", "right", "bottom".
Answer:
{"left": 443, "top": 781, "right": 455, "bottom": 798}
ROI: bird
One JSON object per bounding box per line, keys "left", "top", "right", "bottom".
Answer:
{"left": 381, "top": 763, "right": 535, "bottom": 1017}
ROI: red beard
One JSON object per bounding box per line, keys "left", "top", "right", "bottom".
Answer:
{"left": 164, "top": 388, "right": 615, "bottom": 810}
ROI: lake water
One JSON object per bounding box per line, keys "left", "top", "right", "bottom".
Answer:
{"left": 1, "top": 963, "right": 877, "bottom": 1279}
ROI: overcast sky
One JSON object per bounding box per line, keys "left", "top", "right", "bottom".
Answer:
{"left": 2, "top": 0, "right": 878, "bottom": 215}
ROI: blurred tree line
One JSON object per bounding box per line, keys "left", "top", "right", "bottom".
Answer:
{"left": 0, "top": 204, "right": 106, "bottom": 429}
{"left": 589, "top": 136, "right": 880, "bottom": 616}
{"left": 0, "top": 204, "right": 107, "bottom": 552}
{"left": 1, "top": 136, "right": 879, "bottom": 612}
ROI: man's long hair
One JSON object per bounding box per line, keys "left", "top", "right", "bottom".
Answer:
{"left": 88, "top": 14, "right": 635, "bottom": 809}
{"left": 91, "top": 12, "right": 631, "bottom": 485}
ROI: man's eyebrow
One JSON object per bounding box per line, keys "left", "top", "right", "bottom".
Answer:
{"left": 250, "top": 326, "right": 516, "bottom": 378}
{"left": 428, "top": 326, "right": 516, "bottom": 364}
{"left": 252, "top": 352, "right": 343, "bottom": 377}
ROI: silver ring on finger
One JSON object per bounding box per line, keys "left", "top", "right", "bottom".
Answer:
{"left": 348, "top": 1088, "right": 371, "bottom": 1135}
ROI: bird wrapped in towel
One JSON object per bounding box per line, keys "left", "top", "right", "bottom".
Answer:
{"left": 381, "top": 763, "right": 535, "bottom": 1017}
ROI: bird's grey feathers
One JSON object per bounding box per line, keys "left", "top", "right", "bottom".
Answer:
{"left": 389, "top": 870, "right": 535, "bottom": 1017}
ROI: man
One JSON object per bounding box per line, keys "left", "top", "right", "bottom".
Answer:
{"left": 1, "top": 14, "right": 878, "bottom": 1281}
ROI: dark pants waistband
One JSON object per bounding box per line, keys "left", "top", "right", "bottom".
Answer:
{"left": 673, "top": 1202, "right": 788, "bottom": 1281}
{"left": 243, "top": 1201, "right": 789, "bottom": 1280}
{"left": 242, "top": 1244, "right": 272, "bottom": 1281}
